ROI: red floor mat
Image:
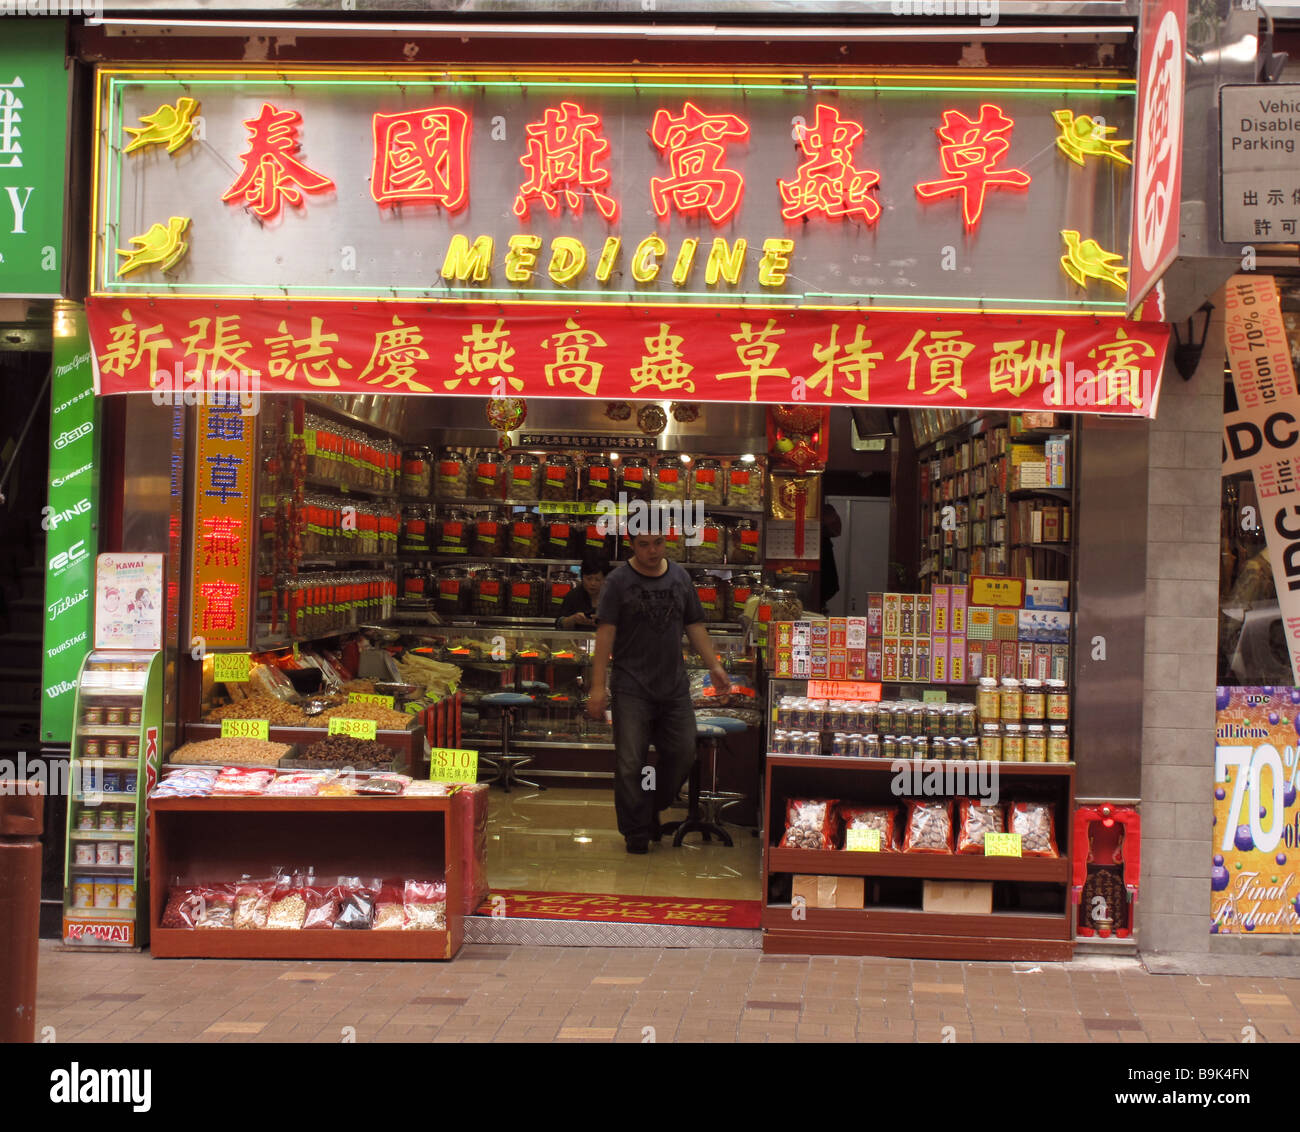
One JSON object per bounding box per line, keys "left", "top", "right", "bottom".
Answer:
{"left": 475, "top": 889, "right": 761, "bottom": 928}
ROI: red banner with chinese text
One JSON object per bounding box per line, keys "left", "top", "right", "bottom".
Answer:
{"left": 87, "top": 299, "right": 1169, "bottom": 418}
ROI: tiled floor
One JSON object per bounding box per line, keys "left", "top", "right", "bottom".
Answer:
{"left": 486, "top": 785, "right": 763, "bottom": 899}
{"left": 34, "top": 942, "right": 1300, "bottom": 1043}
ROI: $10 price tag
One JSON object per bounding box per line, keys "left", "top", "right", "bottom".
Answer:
{"left": 429, "top": 747, "right": 479, "bottom": 785}
{"left": 984, "top": 832, "right": 1023, "bottom": 857}
{"left": 329, "top": 717, "right": 378, "bottom": 741}
{"left": 221, "top": 719, "right": 269, "bottom": 741}
{"left": 845, "top": 828, "right": 881, "bottom": 851}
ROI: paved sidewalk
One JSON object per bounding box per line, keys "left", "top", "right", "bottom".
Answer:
{"left": 33, "top": 941, "right": 1300, "bottom": 1044}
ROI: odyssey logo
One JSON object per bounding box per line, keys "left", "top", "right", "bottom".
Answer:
{"left": 53, "top": 422, "right": 93, "bottom": 450}
{"left": 51, "top": 461, "right": 94, "bottom": 488}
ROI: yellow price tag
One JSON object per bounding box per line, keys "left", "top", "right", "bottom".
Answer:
{"left": 429, "top": 747, "right": 479, "bottom": 785}
{"left": 845, "top": 828, "right": 881, "bottom": 852}
{"left": 213, "top": 653, "right": 251, "bottom": 683}
{"left": 348, "top": 693, "right": 395, "bottom": 709}
{"left": 328, "top": 717, "right": 377, "bottom": 741}
{"left": 984, "top": 832, "right": 1023, "bottom": 857}
{"left": 221, "top": 719, "right": 269, "bottom": 741}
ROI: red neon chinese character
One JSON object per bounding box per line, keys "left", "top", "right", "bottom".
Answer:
{"left": 778, "top": 104, "right": 881, "bottom": 224}
{"left": 200, "top": 580, "right": 242, "bottom": 632}
{"left": 370, "top": 106, "right": 470, "bottom": 210}
{"left": 648, "top": 101, "right": 750, "bottom": 224}
{"left": 201, "top": 516, "right": 243, "bottom": 568}
{"left": 222, "top": 103, "right": 336, "bottom": 221}
{"left": 914, "top": 104, "right": 1030, "bottom": 230}
{"left": 514, "top": 102, "right": 617, "bottom": 221}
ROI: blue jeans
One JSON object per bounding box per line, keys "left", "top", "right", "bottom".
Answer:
{"left": 611, "top": 691, "right": 698, "bottom": 840}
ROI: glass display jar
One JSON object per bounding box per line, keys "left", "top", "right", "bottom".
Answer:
{"left": 402, "top": 446, "right": 432, "bottom": 497}
{"left": 508, "top": 511, "right": 542, "bottom": 558}
{"left": 543, "top": 513, "right": 579, "bottom": 559}
{"left": 725, "top": 460, "right": 763, "bottom": 509}
{"left": 505, "top": 452, "right": 542, "bottom": 499}
{"left": 1022, "top": 679, "right": 1046, "bottom": 723}
{"left": 435, "top": 565, "right": 472, "bottom": 616}
{"left": 540, "top": 453, "right": 576, "bottom": 501}
{"left": 509, "top": 568, "right": 545, "bottom": 617}
{"left": 689, "top": 517, "right": 726, "bottom": 565}
{"left": 693, "top": 574, "right": 730, "bottom": 624}
{"left": 473, "top": 566, "right": 507, "bottom": 616}
{"left": 728, "top": 571, "right": 760, "bottom": 623}
{"left": 620, "top": 456, "right": 653, "bottom": 502}
{"left": 401, "top": 562, "right": 431, "bottom": 602}
{"left": 654, "top": 456, "right": 687, "bottom": 500}
{"left": 470, "top": 510, "right": 507, "bottom": 557}
{"left": 691, "top": 458, "right": 725, "bottom": 507}
{"left": 435, "top": 448, "right": 470, "bottom": 500}
{"left": 471, "top": 450, "right": 504, "bottom": 500}
{"left": 547, "top": 569, "right": 577, "bottom": 616}
{"left": 728, "top": 518, "right": 761, "bottom": 565}
{"left": 436, "top": 507, "right": 472, "bottom": 555}
{"left": 581, "top": 454, "right": 615, "bottom": 502}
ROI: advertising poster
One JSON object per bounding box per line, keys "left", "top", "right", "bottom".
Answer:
{"left": 94, "top": 553, "right": 164, "bottom": 651}
{"left": 40, "top": 307, "right": 100, "bottom": 743}
{"left": 1212, "top": 686, "right": 1300, "bottom": 933}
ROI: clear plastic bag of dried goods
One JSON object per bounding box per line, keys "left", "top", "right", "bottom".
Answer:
{"left": 1008, "top": 801, "right": 1059, "bottom": 858}
{"left": 265, "top": 771, "right": 327, "bottom": 796}
{"left": 194, "top": 882, "right": 236, "bottom": 929}
{"left": 265, "top": 873, "right": 308, "bottom": 930}
{"left": 403, "top": 878, "right": 448, "bottom": 931}
{"left": 372, "top": 880, "right": 407, "bottom": 930}
{"left": 233, "top": 874, "right": 275, "bottom": 930}
{"left": 902, "top": 800, "right": 954, "bottom": 854}
{"left": 303, "top": 879, "right": 345, "bottom": 930}
{"left": 161, "top": 883, "right": 205, "bottom": 929}
{"left": 956, "top": 798, "right": 1006, "bottom": 854}
{"left": 838, "top": 805, "right": 899, "bottom": 851}
{"left": 778, "top": 798, "right": 839, "bottom": 850}
{"left": 334, "top": 877, "right": 380, "bottom": 929}
{"left": 212, "top": 767, "right": 276, "bottom": 796}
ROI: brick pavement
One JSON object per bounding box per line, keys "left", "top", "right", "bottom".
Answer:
{"left": 33, "top": 941, "right": 1300, "bottom": 1043}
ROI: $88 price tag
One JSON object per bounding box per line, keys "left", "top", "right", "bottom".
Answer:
{"left": 328, "top": 717, "right": 377, "bottom": 741}
{"left": 429, "top": 747, "right": 479, "bottom": 784}
{"left": 221, "top": 719, "right": 268, "bottom": 741}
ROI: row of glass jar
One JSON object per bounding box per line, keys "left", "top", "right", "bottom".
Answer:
{"left": 299, "top": 496, "right": 401, "bottom": 556}
{"left": 278, "top": 571, "right": 398, "bottom": 638}
{"left": 975, "top": 677, "right": 1071, "bottom": 724}
{"left": 774, "top": 727, "right": 1070, "bottom": 762}
{"left": 400, "top": 505, "right": 760, "bottom": 565}
{"left": 303, "top": 414, "right": 401, "bottom": 494}
{"left": 80, "top": 704, "right": 142, "bottom": 729}
{"left": 774, "top": 697, "right": 980, "bottom": 739}
{"left": 405, "top": 562, "right": 758, "bottom": 624}
{"left": 406, "top": 448, "right": 765, "bottom": 509}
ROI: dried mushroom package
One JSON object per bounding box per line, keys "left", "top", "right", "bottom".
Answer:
{"left": 956, "top": 799, "right": 1006, "bottom": 854}
{"left": 1008, "top": 801, "right": 1059, "bottom": 858}
{"left": 779, "top": 798, "right": 839, "bottom": 850}
{"left": 838, "top": 805, "right": 898, "bottom": 851}
{"left": 902, "top": 801, "right": 954, "bottom": 854}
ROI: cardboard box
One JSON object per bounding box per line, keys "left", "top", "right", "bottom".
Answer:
{"left": 949, "top": 585, "right": 968, "bottom": 635}
{"left": 882, "top": 637, "right": 900, "bottom": 682}
{"left": 1025, "top": 579, "right": 1069, "bottom": 612}
{"left": 994, "top": 609, "right": 1020, "bottom": 640}
{"left": 970, "top": 575, "right": 1024, "bottom": 608}
{"left": 866, "top": 640, "right": 883, "bottom": 681}
{"left": 966, "top": 605, "right": 994, "bottom": 641}
{"left": 792, "top": 875, "right": 820, "bottom": 909}
{"left": 1034, "top": 643, "right": 1052, "bottom": 681}
{"left": 900, "top": 593, "right": 916, "bottom": 635}
{"left": 792, "top": 643, "right": 812, "bottom": 679}
{"left": 792, "top": 620, "right": 812, "bottom": 646}
{"left": 775, "top": 621, "right": 794, "bottom": 647}
{"left": 923, "top": 879, "right": 993, "bottom": 915}
{"left": 915, "top": 594, "right": 933, "bottom": 637}
{"left": 899, "top": 637, "right": 915, "bottom": 681}
{"left": 982, "top": 642, "right": 1002, "bottom": 681}
{"left": 1051, "top": 644, "right": 1069, "bottom": 682}
{"left": 774, "top": 647, "right": 793, "bottom": 678}
{"left": 883, "top": 593, "right": 902, "bottom": 636}
{"left": 914, "top": 636, "right": 931, "bottom": 682}
{"left": 818, "top": 875, "right": 865, "bottom": 909}
{"left": 829, "top": 617, "right": 847, "bottom": 649}
{"left": 867, "top": 593, "right": 884, "bottom": 637}
{"left": 932, "top": 584, "right": 950, "bottom": 635}
{"left": 949, "top": 637, "right": 967, "bottom": 683}
{"left": 829, "top": 648, "right": 848, "bottom": 681}
{"left": 968, "top": 645, "right": 984, "bottom": 680}
{"left": 810, "top": 650, "right": 829, "bottom": 678}
{"left": 846, "top": 615, "right": 868, "bottom": 649}
{"left": 1018, "top": 641, "right": 1034, "bottom": 679}
{"left": 848, "top": 644, "right": 866, "bottom": 681}
{"left": 1018, "top": 609, "right": 1069, "bottom": 643}
{"left": 1008, "top": 443, "right": 1046, "bottom": 466}
{"left": 930, "top": 634, "right": 949, "bottom": 683}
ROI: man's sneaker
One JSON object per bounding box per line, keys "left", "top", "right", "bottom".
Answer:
{"left": 626, "top": 837, "right": 649, "bottom": 854}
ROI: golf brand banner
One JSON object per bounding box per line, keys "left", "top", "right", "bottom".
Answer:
{"left": 1223, "top": 274, "right": 1300, "bottom": 683}
{"left": 86, "top": 298, "right": 1170, "bottom": 417}
{"left": 41, "top": 307, "right": 100, "bottom": 743}
{"left": 0, "top": 19, "right": 68, "bottom": 298}
{"left": 1213, "top": 687, "right": 1300, "bottom": 934}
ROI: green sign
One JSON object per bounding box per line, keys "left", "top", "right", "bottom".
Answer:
{"left": 329, "top": 717, "right": 377, "bottom": 740}
{"left": 221, "top": 718, "right": 269, "bottom": 741}
{"left": 429, "top": 746, "right": 479, "bottom": 785}
{"left": 845, "top": 828, "right": 881, "bottom": 852}
{"left": 984, "top": 832, "right": 1023, "bottom": 858}
{"left": 213, "top": 652, "right": 251, "bottom": 683}
{"left": 922, "top": 690, "right": 948, "bottom": 703}
{"left": 0, "top": 20, "right": 68, "bottom": 297}
{"left": 40, "top": 306, "right": 99, "bottom": 743}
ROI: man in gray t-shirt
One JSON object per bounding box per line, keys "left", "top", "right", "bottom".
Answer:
{"left": 588, "top": 534, "right": 731, "bottom": 853}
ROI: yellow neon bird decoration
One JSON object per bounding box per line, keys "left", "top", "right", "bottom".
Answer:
{"left": 123, "top": 97, "right": 201, "bottom": 155}
{"left": 1052, "top": 109, "right": 1133, "bottom": 167}
{"left": 1059, "top": 229, "right": 1128, "bottom": 291}
{"left": 116, "top": 216, "right": 191, "bottom": 276}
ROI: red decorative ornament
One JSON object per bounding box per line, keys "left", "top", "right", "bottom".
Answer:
{"left": 670, "top": 402, "right": 699, "bottom": 423}
{"left": 486, "top": 397, "right": 527, "bottom": 450}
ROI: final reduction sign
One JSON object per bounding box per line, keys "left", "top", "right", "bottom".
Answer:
{"left": 1213, "top": 686, "right": 1300, "bottom": 934}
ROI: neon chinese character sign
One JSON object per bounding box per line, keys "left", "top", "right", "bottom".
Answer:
{"left": 648, "top": 101, "right": 750, "bottom": 224}
{"left": 778, "top": 104, "right": 881, "bottom": 224}
{"left": 515, "top": 101, "right": 617, "bottom": 221}
{"left": 914, "top": 103, "right": 1030, "bottom": 230}
{"left": 222, "top": 103, "right": 336, "bottom": 221}
{"left": 371, "top": 106, "right": 470, "bottom": 210}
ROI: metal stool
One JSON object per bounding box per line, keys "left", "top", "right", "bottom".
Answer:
{"left": 696, "top": 715, "right": 748, "bottom": 826}
{"left": 660, "top": 722, "right": 733, "bottom": 847}
{"left": 479, "top": 692, "right": 545, "bottom": 792}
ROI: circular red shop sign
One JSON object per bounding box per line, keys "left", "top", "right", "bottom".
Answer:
{"left": 1135, "top": 8, "right": 1184, "bottom": 273}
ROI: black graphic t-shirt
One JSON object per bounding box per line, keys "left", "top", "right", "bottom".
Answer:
{"left": 597, "top": 560, "right": 705, "bottom": 701}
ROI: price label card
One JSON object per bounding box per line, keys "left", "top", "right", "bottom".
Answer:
{"left": 348, "top": 693, "right": 395, "bottom": 709}
{"left": 845, "top": 828, "right": 882, "bottom": 852}
{"left": 429, "top": 746, "right": 479, "bottom": 784}
{"left": 806, "top": 680, "right": 882, "bottom": 701}
{"left": 221, "top": 718, "right": 269, "bottom": 741}
{"left": 922, "top": 690, "right": 948, "bottom": 703}
{"left": 328, "top": 717, "right": 378, "bottom": 741}
{"left": 984, "top": 832, "right": 1023, "bottom": 857}
{"left": 213, "top": 653, "right": 252, "bottom": 683}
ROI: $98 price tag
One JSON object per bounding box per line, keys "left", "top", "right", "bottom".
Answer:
{"left": 328, "top": 717, "right": 378, "bottom": 741}
{"left": 221, "top": 719, "right": 268, "bottom": 741}
{"left": 429, "top": 747, "right": 479, "bottom": 784}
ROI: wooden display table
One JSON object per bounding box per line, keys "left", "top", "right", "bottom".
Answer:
{"left": 182, "top": 721, "right": 425, "bottom": 775}
{"left": 763, "top": 755, "right": 1075, "bottom": 961}
{"left": 148, "top": 795, "right": 462, "bottom": 960}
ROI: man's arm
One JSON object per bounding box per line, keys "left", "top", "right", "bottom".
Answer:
{"left": 684, "top": 621, "right": 731, "bottom": 694}
{"left": 587, "top": 621, "right": 616, "bottom": 718}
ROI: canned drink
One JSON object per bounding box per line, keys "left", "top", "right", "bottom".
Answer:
{"left": 777, "top": 696, "right": 796, "bottom": 727}
{"left": 123, "top": 771, "right": 138, "bottom": 793}
{"left": 826, "top": 702, "right": 845, "bottom": 732}
{"left": 104, "top": 739, "right": 122, "bottom": 759}
{"left": 116, "top": 882, "right": 136, "bottom": 910}
{"left": 120, "top": 810, "right": 136, "bottom": 833}
{"left": 892, "top": 704, "right": 909, "bottom": 734}
{"left": 125, "top": 740, "right": 140, "bottom": 760}
{"left": 96, "top": 842, "right": 118, "bottom": 866}
{"left": 882, "top": 735, "right": 898, "bottom": 759}
{"left": 898, "top": 736, "right": 914, "bottom": 760}
{"left": 105, "top": 706, "right": 126, "bottom": 726}
{"left": 802, "top": 731, "right": 823, "bottom": 757}
{"left": 128, "top": 706, "right": 142, "bottom": 725}
{"left": 102, "top": 770, "right": 121, "bottom": 793}
{"left": 94, "top": 882, "right": 116, "bottom": 909}
{"left": 74, "top": 879, "right": 94, "bottom": 909}
{"left": 847, "top": 733, "right": 866, "bottom": 759}
{"left": 118, "top": 843, "right": 135, "bottom": 868}
{"left": 958, "top": 704, "right": 978, "bottom": 738}
{"left": 98, "top": 810, "right": 118, "bottom": 832}
{"left": 83, "top": 706, "right": 104, "bottom": 727}
{"left": 864, "top": 734, "right": 881, "bottom": 759}
{"left": 925, "top": 705, "right": 943, "bottom": 738}
{"left": 831, "top": 731, "right": 847, "bottom": 756}
{"left": 913, "top": 735, "right": 930, "bottom": 760}
{"left": 74, "top": 843, "right": 95, "bottom": 865}
{"left": 82, "top": 739, "right": 101, "bottom": 758}
{"left": 962, "top": 737, "right": 980, "bottom": 762}
{"left": 76, "top": 811, "right": 97, "bottom": 831}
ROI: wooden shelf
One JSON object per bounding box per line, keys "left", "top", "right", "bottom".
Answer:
{"left": 766, "top": 754, "right": 1074, "bottom": 778}
{"left": 149, "top": 926, "right": 456, "bottom": 960}
{"left": 149, "top": 795, "right": 450, "bottom": 813}
{"left": 767, "top": 846, "right": 1068, "bottom": 883}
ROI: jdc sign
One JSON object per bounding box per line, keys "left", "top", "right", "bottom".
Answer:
{"left": 1223, "top": 408, "right": 1300, "bottom": 474}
